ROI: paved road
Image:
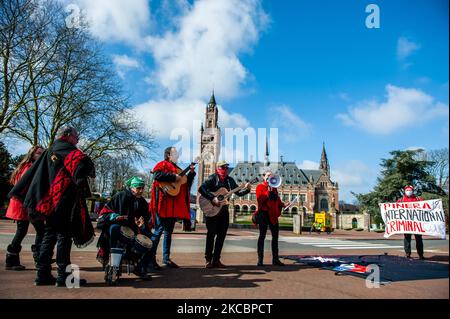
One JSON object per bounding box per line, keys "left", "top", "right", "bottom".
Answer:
{"left": 1, "top": 232, "right": 448, "bottom": 255}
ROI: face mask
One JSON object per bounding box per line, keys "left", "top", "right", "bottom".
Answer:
{"left": 216, "top": 167, "right": 228, "bottom": 179}
{"left": 405, "top": 190, "right": 413, "bottom": 197}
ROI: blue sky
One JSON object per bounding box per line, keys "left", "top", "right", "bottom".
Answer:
{"left": 6, "top": 0, "right": 449, "bottom": 202}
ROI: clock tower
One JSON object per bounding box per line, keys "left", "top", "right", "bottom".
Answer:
{"left": 197, "top": 92, "right": 221, "bottom": 221}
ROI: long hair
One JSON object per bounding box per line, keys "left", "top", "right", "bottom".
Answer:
{"left": 9, "top": 145, "right": 44, "bottom": 185}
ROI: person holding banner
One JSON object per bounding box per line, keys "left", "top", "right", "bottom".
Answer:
{"left": 397, "top": 185, "right": 425, "bottom": 260}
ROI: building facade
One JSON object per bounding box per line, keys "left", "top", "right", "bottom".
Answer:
{"left": 196, "top": 93, "right": 339, "bottom": 226}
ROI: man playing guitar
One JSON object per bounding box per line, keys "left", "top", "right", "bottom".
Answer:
{"left": 149, "top": 147, "right": 196, "bottom": 269}
{"left": 198, "top": 160, "right": 251, "bottom": 268}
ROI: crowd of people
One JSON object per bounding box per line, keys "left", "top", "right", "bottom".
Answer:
{"left": 4, "top": 126, "right": 427, "bottom": 287}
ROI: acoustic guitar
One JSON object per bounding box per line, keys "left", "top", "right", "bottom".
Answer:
{"left": 158, "top": 157, "right": 199, "bottom": 197}
{"left": 199, "top": 177, "right": 259, "bottom": 217}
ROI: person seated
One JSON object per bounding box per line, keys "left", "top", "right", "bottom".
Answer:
{"left": 309, "top": 222, "right": 317, "bottom": 234}
{"left": 96, "top": 177, "right": 153, "bottom": 285}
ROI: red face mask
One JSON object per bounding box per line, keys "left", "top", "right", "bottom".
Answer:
{"left": 216, "top": 166, "right": 228, "bottom": 181}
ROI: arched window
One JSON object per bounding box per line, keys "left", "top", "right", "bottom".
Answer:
{"left": 242, "top": 205, "right": 249, "bottom": 214}
{"left": 250, "top": 205, "right": 257, "bottom": 213}
{"left": 234, "top": 205, "right": 240, "bottom": 213}
{"left": 291, "top": 207, "right": 298, "bottom": 215}
{"left": 320, "top": 198, "right": 329, "bottom": 212}
{"left": 352, "top": 218, "right": 358, "bottom": 229}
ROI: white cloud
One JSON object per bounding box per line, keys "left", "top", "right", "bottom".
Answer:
{"left": 270, "top": 105, "right": 312, "bottom": 142}
{"left": 297, "top": 160, "right": 319, "bottom": 170}
{"left": 112, "top": 54, "right": 140, "bottom": 79}
{"left": 331, "top": 160, "right": 374, "bottom": 203}
{"left": 70, "top": 0, "right": 151, "bottom": 47}
{"left": 143, "top": 0, "right": 269, "bottom": 100}
{"left": 397, "top": 37, "right": 420, "bottom": 61}
{"left": 336, "top": 84, "right": 449, "bottom": 135}
{"left": 132, "top": 98, "right": 249, "bottom": 139}
{"left": 132, "top": 0, "right": 267, "bottom": 142}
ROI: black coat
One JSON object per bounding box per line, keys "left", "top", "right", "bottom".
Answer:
{"left": 198, "top": 173, "right": 250, "bottom": 202}
{"left": 9, "top": 139, "right": 95, "bottom": 247}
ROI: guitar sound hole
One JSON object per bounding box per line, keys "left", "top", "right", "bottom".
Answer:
{"left": 217, "top": 195, "right": 224, "bottom": 201}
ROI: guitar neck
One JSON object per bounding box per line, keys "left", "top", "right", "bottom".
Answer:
{"left": 179, "top": 162, "right": 196, "bottom": 177}
{"left": 223, "top": 184, "right": 250, "bottom": 200}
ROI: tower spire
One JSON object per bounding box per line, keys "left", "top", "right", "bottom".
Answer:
{"left": 208, "top": 90, "right": 216, "bottom": 106}
{"left": 319, "top": 142, "right": 330, "bottom": 175}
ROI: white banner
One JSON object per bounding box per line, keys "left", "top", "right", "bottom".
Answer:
{"left": 379, "top": 199, "right": 446, "bottom": 239}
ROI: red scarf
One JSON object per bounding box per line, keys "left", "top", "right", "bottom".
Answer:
{"left": 216, "top": 167, "right": 228, "bottom": 182}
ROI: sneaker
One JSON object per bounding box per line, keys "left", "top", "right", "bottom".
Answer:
{"left": 257, "top": 261, "right": 264, "bottom": 267}
{"left": 205, "top": 261, "right": 214, "bottom": 269}
{"left": 212, "top": 260, "right": 227, "bottom": 268}
{"left": 418, "top": 255, "right": 426, "bottom": 260}
{"left": 272, "top": 259, "right": 285, "bottom": 266}
{"left": 405, "top": 254, "right": 412, "bottom": 259}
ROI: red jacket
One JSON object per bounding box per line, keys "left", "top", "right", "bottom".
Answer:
{"left": 396, "top": 195, "right": 423, "bottom": 203}
{"left": 149, "top": 160, "right": 191, "bottom": 221}
{"left": 6, "top": 163, "right": 32, "bottom": 221}
{"left": 254, "top": 181, "right": 284, "bottom": 225}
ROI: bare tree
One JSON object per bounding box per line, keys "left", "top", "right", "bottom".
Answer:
{"left": 426, "top": 148, "right": 449, "bottom": 194}
{"left": 1, "top": 0, "right": 63, "bottom": 136}
{"left": 1, "top": 0, "right": 156, "bottom": 162}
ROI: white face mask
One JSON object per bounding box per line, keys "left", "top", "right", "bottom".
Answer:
{"left": 405, "top": 190, "right": 413, "bottom": 197}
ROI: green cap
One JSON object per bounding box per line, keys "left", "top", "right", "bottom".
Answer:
{"left": 125, "top": 176, "right": 145, "bottom": 188}
{"left": 216, "top": 160, "right": 229, "bottom": 167}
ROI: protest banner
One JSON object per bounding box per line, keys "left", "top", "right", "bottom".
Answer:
{"left": 379, "top": 199, "right": 446, "bottom": 239}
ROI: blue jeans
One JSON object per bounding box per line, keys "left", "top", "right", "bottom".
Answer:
{"left": 109, "top": 224, "right": 125, "bottom": 249}
{"left": 150, "top": 215, "right": 176, "bottom": 263}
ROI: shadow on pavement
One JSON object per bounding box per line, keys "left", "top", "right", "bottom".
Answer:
{"left": 281, "top": 254, "right": 449, "bottom": 283}
{"left": 80, "top": 264, "right": 310, "bottom": 289}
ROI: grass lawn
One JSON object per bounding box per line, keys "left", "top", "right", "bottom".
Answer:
{"left": 234, "top": 215, "right": 293, "bottom": 228}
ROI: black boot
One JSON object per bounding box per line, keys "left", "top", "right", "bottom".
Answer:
{"left": 56, "top": 267, "right": 87, "bottom": 287}
{"left": 31, "top": 244, "right": 40, "bottom": 267}
{"left": 272, "top": 258, "right": 285, "bottom": 266}
{"left": 257, "top": 253, "right": 264, "bottom": 266}
{"left": 5, "top": 245, "right": 25, "bottom": 271}
{"left": 35, "top": 274, "right": 57, "bottom": 286}
{"left": 134, "top": 261, "right": 152, "bottom": 280}
{"left": 35, "top": 266, "right": 56, "bottom": 286}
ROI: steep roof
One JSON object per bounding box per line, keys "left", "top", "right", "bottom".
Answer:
{"left": 228, "top": 161, "right": 324, "bottom": 186}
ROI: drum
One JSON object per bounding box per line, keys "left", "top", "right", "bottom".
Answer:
{"left": 131, "top": 234, "right": 153, "bottom": 255}
{"left": 119, "top": 226, "right": 135, "bottom": 245}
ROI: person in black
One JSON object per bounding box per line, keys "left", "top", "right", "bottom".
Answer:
{"left": 9, "top": 126, "right": 95, "bottom": 287}
{"left": 96, "top": 177, "right": 153, "bottom": 284}
{"left": 198, "top": 160, "right": 251, "bottom": 268}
